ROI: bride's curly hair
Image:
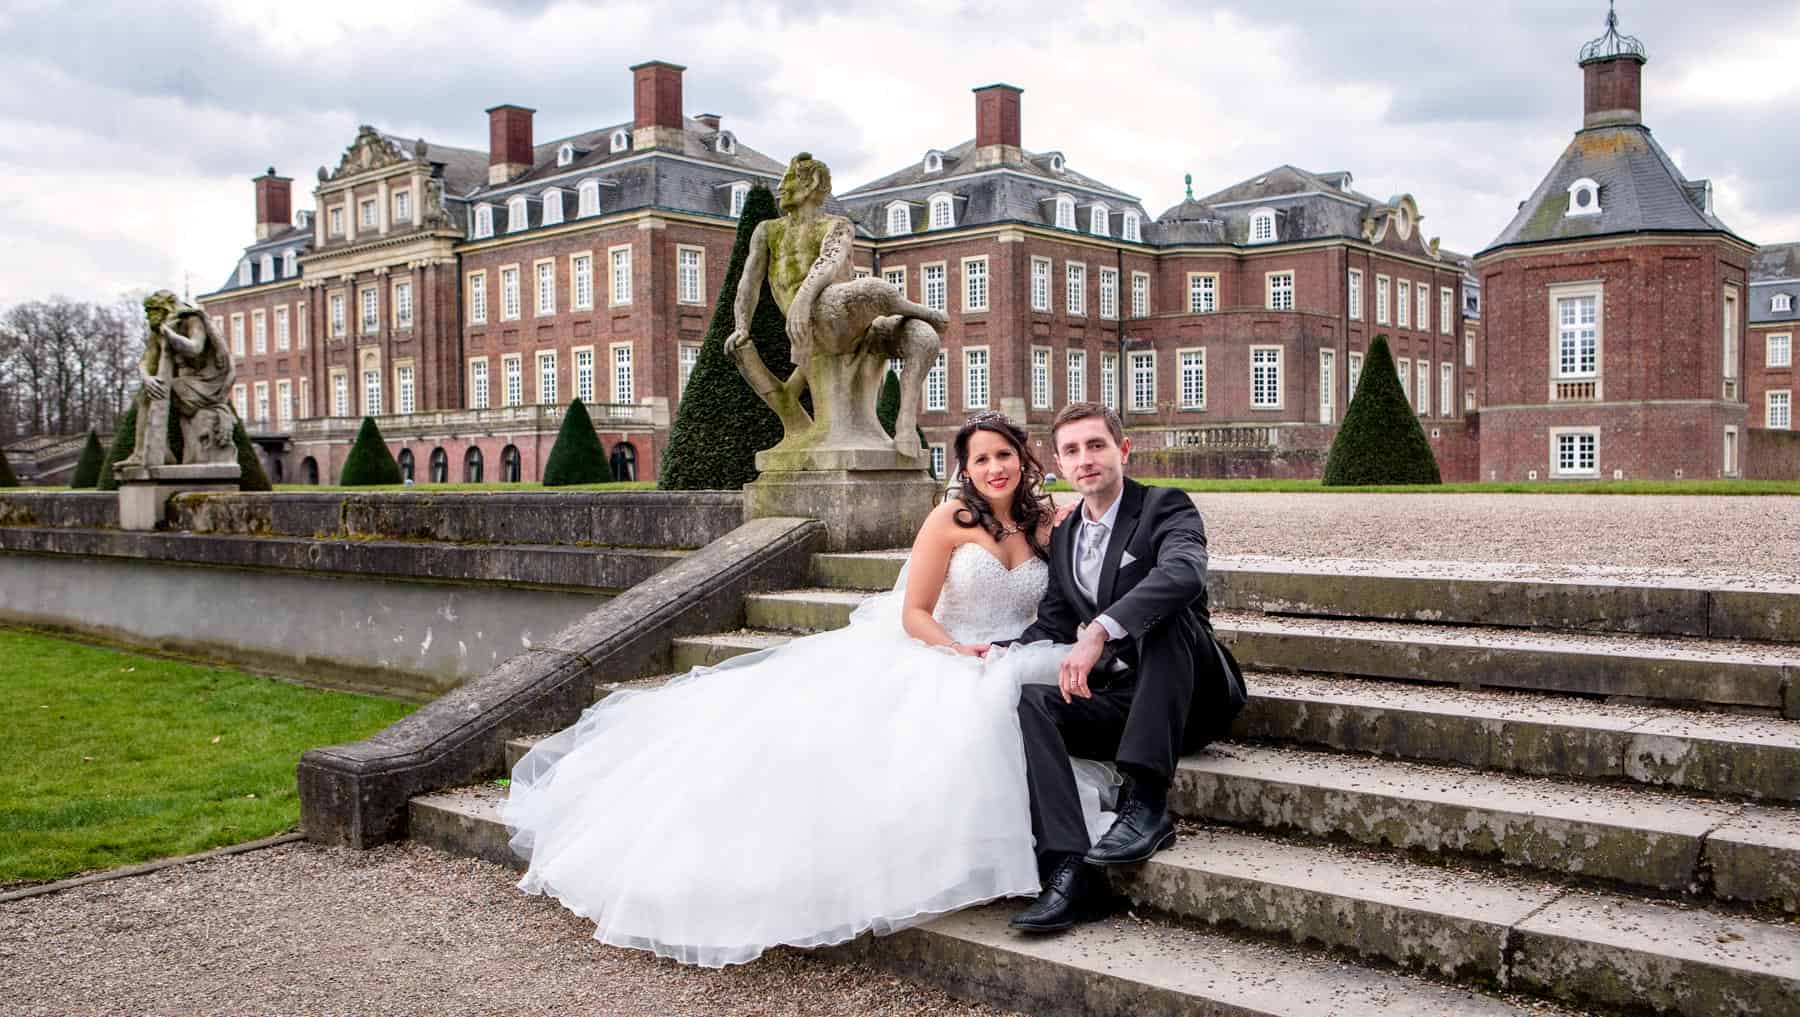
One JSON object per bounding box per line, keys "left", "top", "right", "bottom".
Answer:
{"left": 948, "top": 412, "right": 1053, "bottom": 560}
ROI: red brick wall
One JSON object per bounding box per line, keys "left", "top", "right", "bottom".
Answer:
{"left": 1745, "top": 428, "right": 1800, "bottom": 480}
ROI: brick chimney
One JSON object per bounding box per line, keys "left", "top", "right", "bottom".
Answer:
{"left": 631, "top": 60, "right": 686, "bottom": 150}
{"left": 253, "top": 168, "right": 292, "bottom": 241}
{"left": 696, "top": 113, "right": 721, "bottom": 131}
{"left": 972, "top": 83, "right": 1023, "bottom": 169}
{"left": 1578, "top": 6, "right": 1647, "bottom": 129}
{"left": 486, "top": 104, "right": 536, "bottom": 184}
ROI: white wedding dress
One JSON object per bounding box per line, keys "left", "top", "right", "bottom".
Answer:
{"left": 501, "top": 543, "right": 1116, "bottom": 968}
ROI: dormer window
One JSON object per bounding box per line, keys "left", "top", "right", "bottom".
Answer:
{"left": 1048, "top": 153, "right": 1065, "bottom": 174}
{"left": 610, "top": 129, "right": 630, "bottom": 154}
{"left": 557, "top": 143, "right": 575, "bottom": 167}
{"left": 473, "top": 204, "right": 494, "bottom": 239}
{"left": 923, "top": 151, "right": 943, "bottom": 174}
{"left": 1567, "top": 177, "right": 1601, "bottom": 218}
{"left": 715, "top": 132, "right": 735, "bottom": 155}
{"left": 1089, "top": 204, "right": 1109, "bottom": 237}
{"left": 1122, "top": 212, "right": 1141, "bottom": 243}
{"left": 542, "top": 188, "right": 563, "bottom": 226}
{"left": 260, "top": 253, "right": 275, "bottom": 281}
{"left": 238, "top": 259, "right": 252, "bottom": 286}
{"left": 886, "top": 201, "right": 912, "bottom": 236}
{"left": 1776, "top": 294, "right": 1795, "bottom": 315}
{"left": 1054, "top": 194, "right": 1075, "bottom": 230}
{"left": 928, "top": 193, "right": 954, "bottom": 230}
{"left": 1249, "top": 208, "right": 1276, "bottom": 243}
{"left": 506, "top": 195, "right": 528, "bottom": 233}
{"left": 578, "top": 179, "right": 600, "bottom": 218}
{"left": 282, "top": 249, "right": 297, "bottom": 277}
{"left": 730, "top": 182, "right": 750, "bottom": 218}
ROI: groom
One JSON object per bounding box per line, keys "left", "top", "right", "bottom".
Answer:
{"left": 1002, "top": 402, "right": 1245, "bottom": 932}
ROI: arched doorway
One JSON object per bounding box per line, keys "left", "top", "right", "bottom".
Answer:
{"left": 429, "top": 447, "right": 448, "bottom": 483}
{"left": 464, "top": 446, "right": 484, "bottom": 483}
{"left": 301, "top": 457, "right": 319, "bottom": 485}
{"left": 501, "top": 444, "right": 521, "bottom": 483}
{"left": 609, "top": 441, "right": 637, "bottom": 481}
{"left": 271, "top": 458, "right": 285, "bottom": 483}
{"left": 397, "top": 448, "right": 415, "bottom": 482}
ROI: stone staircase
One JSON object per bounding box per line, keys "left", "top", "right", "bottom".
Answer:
{"left": 409, "top": 551, "right": 1800, "bottom": 1017}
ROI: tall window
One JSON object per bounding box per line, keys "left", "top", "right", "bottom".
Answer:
{"left": 277, "top": 379, "right": 292, "bottom": 426}
{"left": 678, "top": 248, "right": 703, "bottom": 305}
{"left": 1440, "top": 287, "right": 1454, "bottom": 334}
{"left": 254, "top": 381, "right": 269, "bottom": 424}
{"left": 238, "top": 260, "right": 252, "bottom": 286}
{"left": 1122, "top": 212, "right": 1141, "bottom": 243}
{"left": 573, "top": 254, "right": 593, "bottom": 310}
{"left": 1054, "top": 195, "right": 1075, "bottom": 230}
{"left": 1554, "top": 430, "right": 1598, "bottom": 476}
{"left": 274, "top": 306, "right": 290, "bottom": 351}
{"left": 963, "top": 258, "right": 988, "bottom": 312}
{"left": 883, "top": 267, "right": 906, "bottom": 298}
{"left": 332, "top": 372, "right": 348, "bottom": 416}
{"left": 360, "top": 199, "right": 378, "bottom": 228}
{"left": 501, "top": 267, "right": 521, "bottom": 320}
{"left": 1376, "top": 276, "right": 1390, "bottom": 324}
{"left": 578, "top": 180, "right": 600, "bottom": 218}
{"left": 394, "top": 280, "right": 413, "bottom": 329}
{"left": 610, "top": 248, "right": 633, "bottom": 304}
{"left": 929, "top": 195, "right": 954, "bottom": 230}
{"left": 504, "top": 355, "right": 523, "bottom": 407}
{"left": 1723, "top": 288, "right": 1740, "bottom": 396}
{"left": 1249, "top": 209, "right": 1275, "bottom": 243}
{"left": 1398, "top": 357, "right": 1412, "bottom": 405}
{"left": 1440, "top": 362, "right": 1454, "bottom": 418}
{"left": 298, "top": 377, "right": 310, "bottom": 418}
{"left": 729, "top": 183, "right": 749, "bottom": 218}
{"left": 1768, "top": 390, "right": 1792, "bottom": 429}
{"left": 1180, "top": 349, "right": 1205, "bottom": 409}
{"left": 1347, "top": 351, "right": 1363, "bottom": 400}
{"left": 360, "top": 287, "right": 379, "bottom": 334}
{"left": 677, "top": 344, "right": 698, "bottom": 399}
{"left": 1466, "top": 330, "right": 1476, "bottom": 367}
{"left": 1319, "top": 349, "right": 1335, "bottom": 423}
{"left": 1416, "top": 359, "right": 1431, "bottom": 415}
{"left": 232, "top": 384, "right": 247, "bottom": 419}
{"left": 470, "top": 359, "right": 490, "bottom": 409}
{"left": 473, "top": 205, "right": 493, "bottom": 238}
{"left": 1768, "top": 333, "right": 1793, "bottom": 369}
{"left": 1417, "top": 284, "right": 1429, "bottom": 334}
{"left": 1189, "top": 274, "right": 1216, "bottom": 314}
{"left": 1090, "top": 205, "right": 1109, "bottom": 237}
{"left": 1131, "top": 273, "right": 1149, "bottom": 318}
{"left": 1066, "top": 263, "right": 1086, "bottom": 316}
{"left": 535, "top": 261, "right": 555, "bottom": 316}
{"left": 923, "top": 264, "right": 946, "bottom": 313}
{"left": 252, "top": 310, "right": 267, "bottom": 354}
{"left": 329, "top": 206, "right": 344, "bottom": 236}
{"left": 397, "top": 364, "right": 415, "bottom": 415}
{"left": 1066, "top": 349, "right": 1086, "bottom": 403}
{"left": 1099, "top": 268, "right": 1118, "bottom": 320}
{"left": 282, "top": 249, "right": 297, "bottom": 277}
{"left": 1096, "top": 352, "right": 1119, "bottom": 410}
{"left": 363, "top": 367, "right": 382, "bottom": 416}
{"left": 230, "top": 314, "right": 245, "bottom": 356}
{"left": 468, "top": 273, "right": 487, "bottom": 324}
{"left": 1348, "top": 270, "right": 1363, "bottom": 320}
{"left": 930, "top": 445, "right": 946, "bottom": 480}
{"left": 887, "top": 202, "right": 911, "bottom": 236}
{"left": 1129, "top": 350, "right": 1155, "bottom": 411}
{"left": 1397, "top": 280, "right": 1411, "bottom": 327}
{"left": 1251, "top": 347, "right": 1282, "bottom": 408}
{"left": 537, "top": 350, "right": 557, "bottom": 404}
{"left": 964, "top": 348, "right": 989, "bottom": 409}
{"left": 506, "top": 196, "right": 527, "bottom": 233}
{"left": 925, "top": 351, "right": 947, "bottom": 411}
{"left": 1030, "top": 258, "right": 1050, "bottom": 312}
{"left": 393, "top": 189, "right": 411, "bottom": 223}
{"left": 296, "top": 302, "right": 307, "bottom": 348}
{"left": 1030, "top": 348, "right": 1051, "bottom": 409}
{"left": 612, "top": 343, "right": 634, "bottom": 403}
{"left": 576, "top": 348, "right": 595, "bottom": 403}
{"left": 541, "top": 189, "right": 563, "bottom": 227}
{"left": 1557, "top": 295, "right": 1598, "bottom": 376}
{"left": 1267, "top": 272, "right": 1294, "bottom": 312}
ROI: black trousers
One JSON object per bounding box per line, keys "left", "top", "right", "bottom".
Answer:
{"left": 1016, "top": 625, "right": 1198, "bottom": 857}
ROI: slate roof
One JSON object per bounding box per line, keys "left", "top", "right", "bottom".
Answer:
{"left": 211, "top": 223, "right": 313, "bottom": 294}
{"left": 1479, "top": 124, "right": 1742, "bottom": 257}
{"left": 1750, "top": 243, "right": 1800, "bottom": 324}
{"left": 1147, "top": 164, "right": 1413, "bottom": 249}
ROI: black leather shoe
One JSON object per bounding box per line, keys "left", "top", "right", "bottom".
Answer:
{"left": 1009, "top": 855, "right": 1102, "bottom": 932}
{"left": 1083, "top": 799, "right": 1176, "bottom": 865}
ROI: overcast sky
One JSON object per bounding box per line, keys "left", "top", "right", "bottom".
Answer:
{"left": 2, "top": 0, "right": 1795, "bottom": 308}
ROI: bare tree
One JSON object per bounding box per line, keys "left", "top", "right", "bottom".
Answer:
{"left": 0, "top": 293, "right": 143, "bottom": 443}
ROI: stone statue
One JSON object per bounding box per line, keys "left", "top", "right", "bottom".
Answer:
{"left": 116, "top": 290, "right": 239, "bottom": 471}
{"left": 726, "top": 153, "right": 945, "bottom": 462}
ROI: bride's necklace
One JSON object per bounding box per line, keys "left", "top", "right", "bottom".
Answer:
{"left": 995, "top": 519, "right": 1023, "bottom": 537}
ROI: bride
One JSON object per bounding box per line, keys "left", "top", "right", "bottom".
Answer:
{"left": 502, "top": 412, "right": 1113, "bottom": 967}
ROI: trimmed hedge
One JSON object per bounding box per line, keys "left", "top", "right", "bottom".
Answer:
{"left": 70, "top": 431, "right": 105, "bottom": 489}
{"left": 339, "top": 417, "right": 402, "bottom": 486}
{"left": 659, "top": 185, "right": 795, "bottom": 491}
{"left": 98, "top": 402, "right": 270, "bottom": 491}
{"left": 1322, "top": 335, "right": 1441, "bottom": 486}
{"left": 543, "top": 398, "right": 608, "bottom": 486}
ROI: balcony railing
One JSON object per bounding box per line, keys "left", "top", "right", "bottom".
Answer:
{"left": 1166, "top": 425, "right": 1280, "bottom": 449}
{"left": 1552, "top": 379, "right": 1598, "bottom": 402}
{"left": 288, "top": 401, "right": 653, "bottom": 439}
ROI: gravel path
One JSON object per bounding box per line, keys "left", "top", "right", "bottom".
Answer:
{"left": 0, "top": 842, "right": 1022, "bottom": 1017}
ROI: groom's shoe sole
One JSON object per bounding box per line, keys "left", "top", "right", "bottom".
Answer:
{"left": 1083, "top": 827, "right": 1177, "bottom": 867}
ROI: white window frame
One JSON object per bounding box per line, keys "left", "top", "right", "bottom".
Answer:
{"left": 611, "top": 342, "right": 634, "bottom": 404}
{"left": 1098, "top": 267, "right": 1119, "bottom": 320}
{"left": 1178, "top": 347, "right": 1206, "bottom": 410}
{"left": 232, "top": 383, "right": 248, "bottom": 420}
{"left": 328, "top": 293, "right": 346, "bottom": 338}
{"left": 574, "top": 346, "right": 596, "bottom": 404}
{"left": 359, "top": 285, "right": 379, "bottom": 335}
{"left": 330, "top": 370, "right": 348, "bottom": 418}
{"left": 1066, "top": 349, "right": 1087, "bottom": 404}
{"left": 677, "top": 245, "right": 706, "bottom": 305}
{"left": 502, "top": 354, "right": 524, "bottom": 408}
{"left": 500, "top": 265, "right": 521, "bottom": 321}
{"left": 1440, "top": 287, "right": 1455, "bottom": 334}
{"left": 1319, "top": 348, "right": 1335, "bottom": 423}
{"left": 578, "top": 180, "right": 600, "bottom": 218}
{"left": 1131, "top": 271, "right": 1150, "bottom": 319}
{"left": 922, "top": 262, "right": 947, "bottom": 313}
{"left": 611, "top": 129, "right": 630, "bottom": 153}
{"left": 1266, "top": 271, "right": 1294, "bottom": 312}
{"left": 536, "top": 349, "right": 557, "bottom": 405}
{"left": 251, "top": 309, "right": 267, "bottom": 355}
{"left": 1375, "top": 275, "right": 1391, "bottom": 325}
{"left": 282, "top": 249, "right": 297, "bottom": 278}
{"left": 1566, "top": 177, "right": 1602, "bottom": 218}
{"left": 1416, "top": 359, "right": 1431, "bottom": 416}
{"left": 276, "top": 379, "right": 293, "bottom": 426}
{"left": 1030, "top": 346, "right": 1051, "bottom": 409}
{"left": 1774, "top": 293, "right": 1793, "bottom": 314}
{"left": 253, "top": 380, "right": 269, "bottom": 424}
{"left": 609, "top": 245, "right": 633, "bottom": 306}
{"left": 1397, "top": 279, "right": 1411, "bottom": 328}
{"left": 1441, "top": 361, "right": 1456, "bottom": 417}
{"left": 393, "top": 189, "right": 411, "bottom": 224}
{"left": 1100, "top": 352, "right": 1119, "bottom": 411}
{"left": 571, "top": 252, "right": 594, "bottom": 311}
{"left": 468, "top": 271, "right": 488, "bottom": 324}
{"left": 729, "top": 182, "right": 750, "bottom": 219}
{"left": 541, "top": 189, "right": 563, "bottom": 227}
{"left": 1030, "top": 257, "right": 1050, "bottom": 312}
{"left": 1054, "top": 194, "right": 1076, "bottom": 230}
{"left": 1347, "top": 351, "right": 1363, "bottom": 401}
{"left": 506, "top": 195, "right": 528, "bottom": 234}
{"left": 359, "top": 198, "right": 377, "bottom": 229}
{"left": 1465, "top": 329, "right": 1476, "bottom": 368}
{"left": 1723, "top": 286, "right": 1740, "bottom": 389}
{"left": 1768, "top": 389, "right": 1792, "bottom": 430}
{"left": 1249, "top": 208, "right": 1276, "bottom": 243}
{"left": 963, "top": 346, "right": 990, "bottom": 410}
{"left": 328, "top": 205, "right": 344, "bottom": 237}
{"left": 469, "top": 357, "right": 491, "bottom": 409}
{"left": 556, "top": 143, "right": 575, "bottom": 167}
{"left": 230, "top": 313, "right": 246, "bottom": 356}
{"left": 533, "top": 258, "right": 556, "bottom": 317}
{"left": 929, "top": 443, "right": 947, "bottom": 481}
{"left": 928, "top": 193, "right": 954, "bottom": 230}
{"left": 676, "top": 343, "right": 698, "bottom": 400}
{"left": 1550, "top": 427, "right": 1600, "bottom": 477}
{"left": 259, "top": 253, "right": 274, "bottom": 282}
{"left": 1417, "top": 283, "right": 1430, "bottom": 335}
{"left": 392, "top": 278, "right": 414, "bottom": 330}
{"left": 883, "top": 266, "right": 907, "bottom": 299}
{"left": 1250, "top": 346, "right": 1283, "bottom": 409}
{"left": 886, "top": 202, "right": 911, "bottom": 236}
{"left": 1066, "top": 262, "right": 1087, "bottom": 316}
{"left": 1725, "top": 425, "right": 1739, "bottom": 476}
{"left": 1128, "top": 349, "right": 1156, "bottom": 412}
{"left": 1398, "top": 356, "right": 1412, "bottom": 406}
{"left": 962, "top": 256, "right": 988, "bottom": 313}
{"left": 238, "top": 260, "right": 252, "bottom": 287}
{"left": 1122, "top": 212, "right": 1141, "bottom": 243}
{"left": 395, "top": 361, "right": 416, "bottom": 416}
{"left": 1768, "top": 333, "right": 1792, "bottom": 369}
{"left": 1348, "top": 269, "right": 1363, "bottom": 321}
{"left": 274, "top": 305, "right": 290, "bottom": 352}
{"left": 1090, "top": 204, "right": 1109, "bottom": 237}
{"left": 362, "top": 365, "right": 382, "bottom": 417}
{"left": 1188, "top": 273, "right": 1217, "bottom": 314}
{"left": 925, "top": 351, "right": 947, "bottom": 411}
{"left": 1548, "top": 281, "right": 1603, "bottom": 397}
{"left": 472, "top": 204, "right": 493, "bottom": 239}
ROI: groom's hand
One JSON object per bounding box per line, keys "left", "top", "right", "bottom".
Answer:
{"left": 1058, "top": 625, "right": 1108, "bottom": 702}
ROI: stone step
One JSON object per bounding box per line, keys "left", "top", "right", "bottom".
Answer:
{"left": 670, "top": 629, "right": 1800, "bottom": 801}
{"left": 1178, "top": 744, "right": 1800, "bottom": 910}
{"left": 740, "top": 590, "right": 1800, "bottom": 717}
{"left": 809, "top": 550, "right": 1800, "bottom": 642}
{"left": 408, "top": 785, "right": 1555, "bottom": 1017}
{"left": 1115, "top": 827, "right": 1800, "bottom": 1017}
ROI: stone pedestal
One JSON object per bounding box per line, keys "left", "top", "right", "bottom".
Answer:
{"left": 116, "top": 462, "right": 241, "bottom": 531}
{"left": 745, "top": 448, "right": 937, "bottom": 551}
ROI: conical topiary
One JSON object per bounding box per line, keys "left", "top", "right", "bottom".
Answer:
{"left": 338, "top": 417, "right": 402, "bottom": 486}
{"left": 69, "top": 431, "right": 105, "bottom": 488}
{"left": 232, "top": 419, "right": 272, "bottom": 491}
{"left": 659, "top": 185, "right": 796, "bottom": 491}
{"left": 543, "top": 398, "right": 609, "bottom": 486}
{"left": 1322, "top": 335, "right": 1442, "bottom": 486}
{"left": 0, "top": 449, "right": 16, "bottom": 488}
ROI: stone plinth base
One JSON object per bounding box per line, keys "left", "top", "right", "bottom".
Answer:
{"left": 755, "top": 447, "right": 928, "bottom": 473}
{"left": 116, "top": 462, "right": 241, "bottom": 531}
{"left": 744, "top": 469, "right": 936, "bottom": 552}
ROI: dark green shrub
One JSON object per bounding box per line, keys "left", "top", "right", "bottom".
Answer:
{"left": 70, "top": 431, "right": 104, "bottom": 488}
{"left": 659, "top": 185, "right": 796, "bottom": 491}
{"left": 1322, "top": 335, "right": 1442, "bottom": 486}
{"left": 232, "top": 420, "right": 272, "bottom": 491}
{"left": 338, "top": 417, "right": 402, "bottom": 486}
{"left": 543, "top": 398, "right": 609, "bottom": 486}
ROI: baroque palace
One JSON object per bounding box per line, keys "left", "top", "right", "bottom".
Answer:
{"left": 199, "top": 12, "right": 1795, "bottom": 485}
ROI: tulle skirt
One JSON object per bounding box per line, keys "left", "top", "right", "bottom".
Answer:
{"left": 501, "top": 621, "right": 1113, "bottom": 968}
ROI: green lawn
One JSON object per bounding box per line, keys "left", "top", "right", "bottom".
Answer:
{"left": 0, "top": 628, "right": 414, "bottom": 885}
{"left": 1042, "top": 478, "right": 1800, "bottom": 495}
{"left": 273, "top": 481, "right": 657, "bottom": 493}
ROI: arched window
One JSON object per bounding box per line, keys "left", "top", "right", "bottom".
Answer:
{"left": 282, "top": 249, "right": 298, "bottom": 277}
{"left": 610, "top": 129, "right": 630, "bottom": 153}
{"left": 578, "top": 179, "right": 600, "bottom": 217}
{"left": 1249, "top": 208, "right": 1276, "bottom": 243}
{"left": 928, "top": 193, "right": 954, "bottom": 230}
{"left": 923, "top": 151, "right": 943, "bottom": 173}
{"left": 397, "top": 448, "right": 415, "bottom": 481}
{"left": 473, "top": 204, "right": 494, "bottom": 239}
{"left": 506, "top": 195, "right": 528, "bottom": 233}
{"left": 730, "top": 181, "right": 750, "bottom": 218}
{"left": 501, "top": 444, "right": 521, "bottom": 482}
{"left": 1048, "top": 153, "right": 1065, "bottom": 173}
{"left": 301, "top": 456, "right": 319, "bottom": 485}
{"left": 1089, "top": 204, "right": 1109, "bottom": 237}
{"left": 1054, "top": 194, "right": 1075, "bottom": 230}
{"left": 886, "top": 201, "right": 911, "bottom": 237}
{"left": 557, "top": 142, "right": 575, "bottom": 167}
{"left": 541, "top": 188, "right": 563, "bottom": 226}
{"left": 260, "top": 253, "right": 275, "bottom": 280}
{"left": 1122, "top": 212, "right": 1141, "bottom": 243}
{"left": 1566, "top": 177, "right": 1601, "bottom": 218}
{"left": 609, "top": 441, "right": 638, "bottom": 481}
{"left": 428, "top": 447, "right": 448, "bottom": 483}
{"left": 463, "top": 446, "right": 484, "bottom": 483}
{"left": 715, "top": 132, "right": 735, "bottom": 154}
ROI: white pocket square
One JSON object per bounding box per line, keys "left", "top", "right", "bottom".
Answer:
{"left": 1121, "top": 550, "right": 1138, "bottom": 567}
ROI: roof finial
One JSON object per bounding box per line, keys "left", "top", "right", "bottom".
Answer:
{"left": 1579, "top": 0, "right": 1647, "bottom": 64}
{"left": 1184, "top": 173, "right": 1193, "bottom": 201}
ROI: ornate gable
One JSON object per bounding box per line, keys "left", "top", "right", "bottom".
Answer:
{"left": 320, "top": 126, "right": 413, "bottom": 183}
{"left": 1362, "top": 195, "right": 1440, "bottom": 258}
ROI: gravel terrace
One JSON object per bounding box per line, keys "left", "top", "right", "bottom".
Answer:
{"left": 0, "top": 841, "right": 1024, "bottom": 1017}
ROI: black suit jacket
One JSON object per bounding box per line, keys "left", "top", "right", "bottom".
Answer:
{"left": 1016, "top": 478, "right": 1245, "bottom": 750}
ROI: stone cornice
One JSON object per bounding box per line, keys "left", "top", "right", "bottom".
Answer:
{"left": 1475, "top": 230, "right": 1758, "bottom": 267}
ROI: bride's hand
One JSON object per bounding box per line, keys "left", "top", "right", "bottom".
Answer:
{"left": 1052, "top": 501, "right": 1078, "bottom": 526}
{"left": 949, "top": 641, "right": 990, "bottom": 657}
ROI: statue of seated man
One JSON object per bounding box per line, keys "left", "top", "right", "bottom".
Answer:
{"left": 116, "top": 290, "right": 239, "bottom": 471}
{"left": 726, "top": 153, "right": 946, "bottom": 461}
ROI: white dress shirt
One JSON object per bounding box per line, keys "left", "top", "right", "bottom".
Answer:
{"left": 1071, "top": 488, "right": 1127, "bottom": 641}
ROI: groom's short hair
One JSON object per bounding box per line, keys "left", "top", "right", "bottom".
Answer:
{"left": 1050, "top": 402, "right": 1124, "bottom": 446}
